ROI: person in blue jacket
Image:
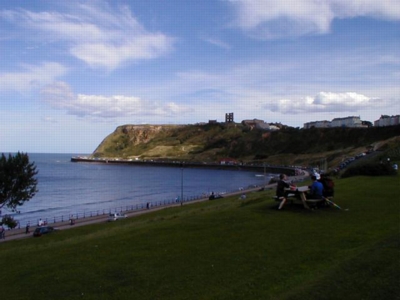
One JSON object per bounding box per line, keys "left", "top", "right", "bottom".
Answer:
{"left": 307, "top": 175, "right": 324, "bottom": 199}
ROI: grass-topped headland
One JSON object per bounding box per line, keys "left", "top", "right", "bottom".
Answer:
{"left": 0, "top": 174, "right": 398, "bottom": 299}
{"left": 92, "top": 123, "right": 400, "bottom": 170}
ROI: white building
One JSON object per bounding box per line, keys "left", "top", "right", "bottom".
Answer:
{"left": 331, "top": 116, "right": 364, "bottom": 128}
{"left": 242, "top": 119, "right": 270, "bottom": 130}
{"left": 304, "top": 116, "right": 366, "bottom": 128}
{"left": 374, "top": 115, "right": 400, "bottom": 127}
{"left": 303, "top": 120, "right": 330, "bottom": 129}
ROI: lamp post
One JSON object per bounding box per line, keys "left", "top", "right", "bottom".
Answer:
{"left": 180, "top": 162, "right": 184, "bottom": 206}
{"left": 263, "top": 162, "right": 266, "bottom": 187}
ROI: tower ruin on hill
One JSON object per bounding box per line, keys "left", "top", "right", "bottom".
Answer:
{"left": 225, "top": 112, "right": 234, "bottom": 123}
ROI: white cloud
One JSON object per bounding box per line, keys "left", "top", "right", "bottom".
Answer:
{"left": 227, "top": 0, "right": 400, "bottom": 38}
{"left": 70, "top": 34, "right": 172, "bottom": 70}
{"left": 0, "top": 1, "right": 174, "bottom": 70}
{"left": 40, "top": 82, "right": 191, "bottom": 119}
{"left": 42, "top": 116, "right": 58, "bottom": 123}
{"left": 202, "top": 37, "right": 231, "bottom": 50}
{"left": 269, "top": 91, "right": 378, "bottom": 114}
{"left": 0, "top": 62, "right": 67, "bottom": 92}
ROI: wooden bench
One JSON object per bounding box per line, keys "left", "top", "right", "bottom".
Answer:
{"left": 274, "top": 193, "right": 340, "bottom": 210}
{"left": 305, "top": 198, "right": 325, "bottom": 203}
{"left": 305, "top": 198, "right": 326, "bottom": 207}
{"left": 273, "top": 195, "right": 301, "bottom": 210}
{"left": 272, "top": 194, "right": 296, "bottom": 201}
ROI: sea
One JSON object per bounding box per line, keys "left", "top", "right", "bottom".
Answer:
{"left": 2, "top": 153, "right": 274, "bottom": 227}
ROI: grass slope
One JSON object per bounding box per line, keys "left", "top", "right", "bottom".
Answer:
{"left": 0, "top": 175, "right": 399, "bottom": 299}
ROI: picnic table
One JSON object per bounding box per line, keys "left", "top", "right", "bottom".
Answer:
{"left": 284, "top": 186, "right": 327, "bottom": 209}
{"left": 275, "top": 185, "right": 341, "bottom": 210}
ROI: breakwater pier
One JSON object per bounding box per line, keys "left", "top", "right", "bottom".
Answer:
{"left": 71, "top": 156, "right": 298, "bottom": 176}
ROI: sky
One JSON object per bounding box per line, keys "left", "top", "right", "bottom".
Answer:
{"left": 0, "top": 0, "right": 399, "bottom": 153}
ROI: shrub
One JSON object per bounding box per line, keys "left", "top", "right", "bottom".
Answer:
{"left": 342, "top": 162, "right": 397, "bottom": 178}
{"left": 1, "top": 215, "right": 18, "bottom": 229}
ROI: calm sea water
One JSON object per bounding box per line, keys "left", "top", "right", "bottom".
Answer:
{"left": 3, "top": 153, "right": 273, "bottom": 227}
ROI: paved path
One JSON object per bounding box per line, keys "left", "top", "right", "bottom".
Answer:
{"left": 0, "top": 204, "right": 181, "bottom": 243}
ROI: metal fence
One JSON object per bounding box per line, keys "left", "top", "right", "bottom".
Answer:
{"left": 10, "top": 187, "right": 251, "bottom": 229}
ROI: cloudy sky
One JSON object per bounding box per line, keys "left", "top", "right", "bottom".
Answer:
{"left": 1, "top": 0, "right": 399, "bottom": 153}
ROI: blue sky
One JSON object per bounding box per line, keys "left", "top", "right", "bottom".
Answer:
{"left": 1, "top": 0, "right": 399, "bottom": 153}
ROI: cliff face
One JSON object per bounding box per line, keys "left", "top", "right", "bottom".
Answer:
{"left": 93, "top": 124, "right": 185, "bottom": 157}
{"left": 117, "top": 125, "right": 178, "bottom": 145}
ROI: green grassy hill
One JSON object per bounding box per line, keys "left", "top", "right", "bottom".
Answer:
{"left": 92, "top": 123, "right": 400, "bottom": 169}
{"left": 0, "top": 175, "right": 399, "bottom": 299}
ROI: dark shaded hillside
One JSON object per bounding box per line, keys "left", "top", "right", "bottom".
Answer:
{"left": 231, "top": 125, "right": 400, "bottom": 157}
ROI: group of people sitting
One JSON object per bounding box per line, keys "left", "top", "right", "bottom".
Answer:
{"left": 276, "top": 173, "right": 334, "bottom": 210}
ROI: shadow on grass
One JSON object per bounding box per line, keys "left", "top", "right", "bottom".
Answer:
{"left": 282, "top": 235, "right": 400, "bottom": 300}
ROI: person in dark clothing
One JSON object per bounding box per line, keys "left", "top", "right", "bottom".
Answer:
{"left": 276, "top": 174, "right": 295, "bottom": 210}
{"left": 318, "top": 174, "right": 335, "bottom": 197}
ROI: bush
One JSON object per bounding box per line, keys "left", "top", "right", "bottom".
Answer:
{"left": 342, "top": 163, "right": 397, "bottom": 178}
{"left": 0, "top": 152, "right": 38, "bottom": 212}
{"left": 1, "top": 215, "right": 18, "bottom": 229}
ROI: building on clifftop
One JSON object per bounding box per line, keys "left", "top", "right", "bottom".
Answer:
{"left": 242, "top": 119, "right": 270, "bottom": 130}
{"left": 374, "top": 115, "right": 400, "bottom": 127}
{"left": 304, "top": 116, "right": 367, "bottom": 128}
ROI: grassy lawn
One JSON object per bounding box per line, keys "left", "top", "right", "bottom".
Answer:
{"left": 0, "top": 175, "right": 399, "bottom": 299}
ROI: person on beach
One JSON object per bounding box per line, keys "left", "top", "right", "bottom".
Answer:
{"left": 276, "top": 174, "right": 295, "bottom": 210}
{"left": 25, "top": 224, "right": 30, "bottom": 234}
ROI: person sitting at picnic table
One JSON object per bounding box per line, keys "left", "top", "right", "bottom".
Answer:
{"left": 318, "top": 174, "right": 335, "bottom": 198}
{"left": 307, "top": 175, "right": 324, "bottom": 199}
{"left": 276, "top": 174, "right": 296, "bottom": 210}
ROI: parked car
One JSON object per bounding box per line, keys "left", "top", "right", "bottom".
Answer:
{"left": 108, "top": 213, "right": 127, "bottom": 222}
{"left": 33, "top": 226, "right": 56, "bottom": 237}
